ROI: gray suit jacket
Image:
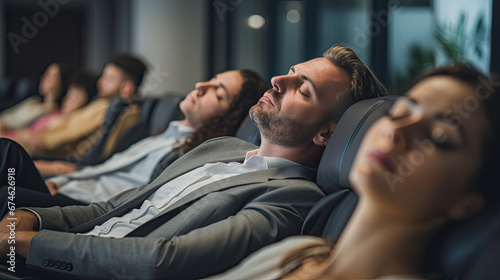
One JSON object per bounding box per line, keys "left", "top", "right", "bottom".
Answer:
{"left": 25, "top": 137, "right": 325, "bottom": 279}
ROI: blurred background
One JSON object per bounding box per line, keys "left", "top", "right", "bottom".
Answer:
{"left": 0, "top": 0, "right": 497, "bottom": 96}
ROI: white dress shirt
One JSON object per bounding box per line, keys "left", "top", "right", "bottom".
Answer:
{"left": 48, "top": 121, "right": 194, "bottom": 203}
{"left": 82, "top": 150, "right": 301, "bottom": 238}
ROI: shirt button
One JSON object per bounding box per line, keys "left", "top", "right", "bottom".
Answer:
{"left": 100, "top": 227, "right": 109, "bottom": 233}
{"left": 218, "top": 163, "right": 224, "bottom": 169}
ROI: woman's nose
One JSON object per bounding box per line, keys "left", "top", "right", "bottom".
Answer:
{"left": 194, "top": 82, "right": 210, "bottom": 96}
{"left": 387, "top": 110, "right": 428, "bottom": 152}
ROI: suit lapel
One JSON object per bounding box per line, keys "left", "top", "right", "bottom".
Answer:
{"left": 69, "top": 137, "right": 256, "bottom": 233}
{"left": 126, "top": 164, "right": 316, "bottom": 237}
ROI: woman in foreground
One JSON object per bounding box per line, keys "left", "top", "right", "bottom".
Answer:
{"left": 209, "top": 64, "right": 500, "bottom": 280}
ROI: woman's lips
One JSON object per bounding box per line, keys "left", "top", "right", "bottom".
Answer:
{"left": 366, "top": 149, "right": 395, "bottom": 173}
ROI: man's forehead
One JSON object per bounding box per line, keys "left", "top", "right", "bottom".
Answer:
{"left": 104, "top": 64, "right": 124, "bottom": 75}
{"left": 217, "top": 70, "right": 238, "bottom": 78}
{"left": 294, "top": 57, "right": 329, "bottom": 71}
{"left": 295, "top": 57, "right": 350, "bottom": 93}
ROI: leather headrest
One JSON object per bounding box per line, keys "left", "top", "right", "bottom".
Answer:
{"left": 317, "top": 96, "right": 398, "bottom": 195}
{"left": 235, "top": 115, "right": 261, "bottom": 146}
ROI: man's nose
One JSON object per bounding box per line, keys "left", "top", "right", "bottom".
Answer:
{"left": 270, "top": 75, "right": 300, "bottom": 95}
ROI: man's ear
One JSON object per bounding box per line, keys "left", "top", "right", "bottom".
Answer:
{"left": 447, "top": 193, "right": 484, "bottom": 220}
{"left": 120, "top": 80, "right": 136, "bottom": 100}
{"left": 313, "top": 122, "right": 337, "bottom": 147}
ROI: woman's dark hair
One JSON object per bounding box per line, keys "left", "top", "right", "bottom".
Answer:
{"left": 413, "top": 64, "right": 500, "bottom": 201}
{"left": 181, "top": 68, "right": 267, "bottom": 153}
{"left": 68, "top": 70, "right": 99, "bottom": 104}
{"left": 38, "top": 62, "right": 73, "bottom": 106}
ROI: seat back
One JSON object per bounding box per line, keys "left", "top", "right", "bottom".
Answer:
{"left": 111, "top": 93, "right": 183, "bottom": 154}
{"left": 235, "top": 115, "right": 261, "bottom": 145}
{"left": 302, "top": 96, "right": 397, "bottom": 238}
{"left": 148, "top": 93, "right": 183, "bottom": 136}
{"left": 13, "top": 77, "right": 36, "bottom": 101}
{"left": 0, "top": 77, "right": 36, "bottom": 112}
{"left": 0, "top": 77, "right": 15, "bottom": 103}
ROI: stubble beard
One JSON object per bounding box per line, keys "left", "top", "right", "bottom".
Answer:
{"left": 250, "top": 89, "right": 325, "bottom": 147}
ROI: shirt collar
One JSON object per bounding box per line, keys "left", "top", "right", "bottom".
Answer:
{"left": 244, "top": 149, "right": 305, "bottom": 169}
{"left": 160, "top": 121, "right": 195, "bottom": 139}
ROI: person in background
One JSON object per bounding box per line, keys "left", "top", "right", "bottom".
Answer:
{"left": 27, "top": 54, "right": 146, "bottom": 162}
{"left": 0, "top": 68, "right": 266, "bottom": 211}
{"left": 209, "top": 64, "right": 500, "bottom": 280}
{"left": 0, "top": 63, "right": 70, "bottom": 133}
{"left": 1, "top": 70, "right": 98, "bottom": 151}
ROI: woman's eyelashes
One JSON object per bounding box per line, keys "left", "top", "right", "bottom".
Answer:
{"left": 383, "top": 110, "right": 458, "bottom": 151}
{"left": 430, "top": 127, "right": 458, "bottom": 150}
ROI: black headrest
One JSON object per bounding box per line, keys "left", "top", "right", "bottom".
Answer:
{"left": 303, "top": 96, "right": 398, "bottom": 238}
{"left": 317, "top": 96, "right": 398, "bottom": 195}
{"left": 148, "top": 94, "right": 183, "bottom": 135}
{"left": 235, "top": 115, "right": 261, "bottom": 146}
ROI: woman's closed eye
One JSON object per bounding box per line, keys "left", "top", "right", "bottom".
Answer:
{"left": 386, "top": 98, "right": 416, "bottom": 121}
{"left": 430, "top": 126, "right": 458, "bottom": 150}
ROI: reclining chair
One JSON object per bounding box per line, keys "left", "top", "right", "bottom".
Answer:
{"left": 303, "top": 96, "right": 500, "bottom": 280}
{"left": 113, "top": 93, "right": 184, "bottom": 155}
{"left": 111, "top": 93, "right": 184, "bottom": 155}
{"left": 0, "top": 77, "right": 36, "bottom": 112}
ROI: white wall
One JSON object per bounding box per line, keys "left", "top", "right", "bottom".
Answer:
{"left": 131, "top": 0, "right": 207, "bottom": 97}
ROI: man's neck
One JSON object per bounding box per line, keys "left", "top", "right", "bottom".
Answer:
{"left": 177, "top": 118, "right": 197, "bottom": 130}
{"left": 256, "top": 138, "right": 324, "bottom": 168}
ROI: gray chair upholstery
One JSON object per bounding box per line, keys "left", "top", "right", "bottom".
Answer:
{"left": 302, "top": 96, "right": 398, "bottom": 238}
{"left": 235, "top": 115, "right": 261, "bottom": 145}
{"left": 0, "top": 77, "right": 36, "bottom": 112}
{"left": 111, "top": 93, "right": 183, "bottom": 154}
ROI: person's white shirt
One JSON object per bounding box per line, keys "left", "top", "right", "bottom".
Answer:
{"left": 47, "top": 121, "right": 194, "bottom": 203}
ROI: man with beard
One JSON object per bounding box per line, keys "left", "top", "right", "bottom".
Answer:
{"left": 0, "top": 45, "right": 387, "bottom": 279}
